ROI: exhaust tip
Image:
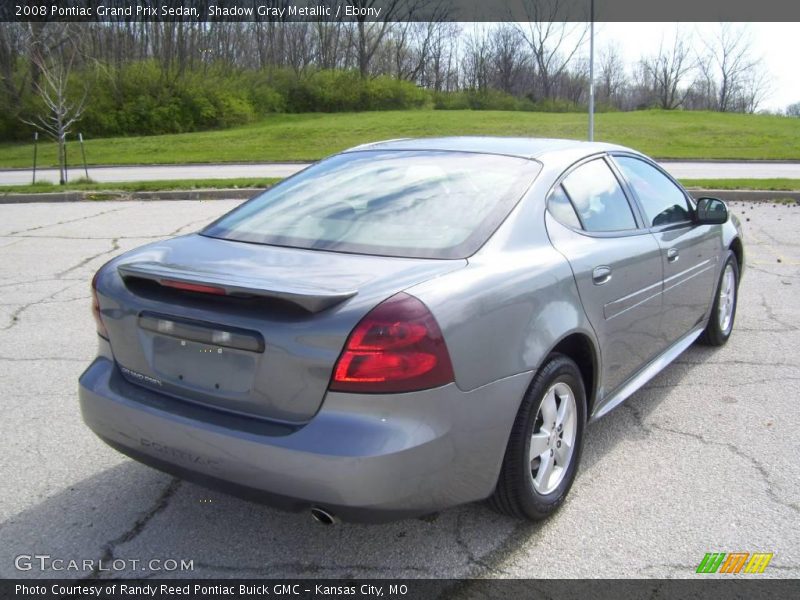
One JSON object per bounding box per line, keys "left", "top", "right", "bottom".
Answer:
{"left": 310, "top": 507, "right": 339, "bottom": 526}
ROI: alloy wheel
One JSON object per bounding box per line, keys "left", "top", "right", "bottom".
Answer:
{"left": 718, "top": 264, "right": 736, "bottom": 333}
{"left": 529, "top": 382, "right": 577, "bottom": 495}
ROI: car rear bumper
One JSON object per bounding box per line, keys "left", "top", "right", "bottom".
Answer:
{"left": 78, "top": 351, "right": 529, "bottom": 522}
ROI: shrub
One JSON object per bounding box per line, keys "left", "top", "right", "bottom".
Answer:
{"left": 527, "top": 98, "right": 585, "bottom": 113}
{"left": 364, "top": 76, "right": 429, "bottom": 110}
{"left": 276, "top": 69, "right": 427, "bottom": 113}
{"left": 432, "top": 91, "right": 471, "bottom": 110}
{"left": 434, "top": 89, "right": 534, "bottom": 112}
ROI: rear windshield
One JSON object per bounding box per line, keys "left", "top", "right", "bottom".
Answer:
{"left": 202, "top": 150, "right": 541, "bottom": 259}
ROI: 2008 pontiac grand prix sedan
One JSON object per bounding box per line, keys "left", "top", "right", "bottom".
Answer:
{"left": 79, "top": 137, "right": 743, "bottom": 523}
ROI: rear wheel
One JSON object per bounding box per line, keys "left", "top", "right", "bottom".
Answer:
{"left": 489, "top": 354, "right": 586, "bottom": 520}
{"left": 701, "top": 250, "right": 739, "bottom": 346}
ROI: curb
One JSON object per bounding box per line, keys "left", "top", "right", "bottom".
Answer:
{"left": 1, "top": 187, "right": 799, "bottom": 205}
{"left": 686, "top": 189, "right": 800, "bottom": 203}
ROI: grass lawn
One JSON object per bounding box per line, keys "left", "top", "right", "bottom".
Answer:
{"left": 0, "top": 178, "right": 280, "bottom": 194}
{"left": 1, "top": 109, "right": 800, "bottom": 168}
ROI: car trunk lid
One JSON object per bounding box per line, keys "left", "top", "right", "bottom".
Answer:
{"left": 117, "top": 260, "right": 358, "bottom": 313}
{"left": 97, "top": 234, "right": 465, "bottom": 423}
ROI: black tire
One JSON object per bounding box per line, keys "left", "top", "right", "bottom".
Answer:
{"left": 700, "top": 250, "right": 739, "bottom": 346}
{"left": 489, "top": 354, "right": 586, "bottom": 521}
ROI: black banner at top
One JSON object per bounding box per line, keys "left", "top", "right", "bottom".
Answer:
{"left": 3, "top": 0, "right": 800, "bottom": 23}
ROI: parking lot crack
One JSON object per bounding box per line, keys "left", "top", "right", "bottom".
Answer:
{"left": 6, "top": 207, "right": 127, "bottom": 237}
{"left": 1, "top": 235, "right": 121, "bottom": 332}
{"left": 746, "top": 264, "right": 800, "bottom": 281}
{"left": 452, "top": 511, "right": 511, "bottom": 576}
{"left": 190, "top": 560, "right": 434, "bottom": 577}
{"left": 167, "top": 217, "right": 213, "bottom": 237}
{"left": 640, "top": 376, "right": 800, "bottom": 391}
{"left": 626, "top": 405, "right": 799, "bottom": 517}
{"left": 83, "top": 478, "right": 181, "bottom": 580}
{"left": 0, "top": 280, "right": 83, "bottom": 331}
{"left": 441, "top": 518, "right": 542, "bottom": 588}
{"left": 759, "top": 292, "right": 798, "bottom": 331}
{"left": 674, "top": 358, "right": 800, "bottom": 369}
{"left": 0, "top": 276, "right": 84, "bottom": 288}
{"left": 0, "top": 294, "right": 90, "bottom": 308}
{"left": 56, "top": 237, "right": 120, "bottom": 278}
{"left": 6, "top": 234, "right": 156, "bottom": 240}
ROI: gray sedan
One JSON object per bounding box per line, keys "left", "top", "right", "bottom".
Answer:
{"left": 79, "top": 137, "right": 743, "bottom": 523}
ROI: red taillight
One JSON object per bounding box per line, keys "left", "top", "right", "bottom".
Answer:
{"left": 330, "top": 293, "right": 455, "bottom": 393}
{"left": 159, "top": 279, "right": 226, "bottom": 295}
{"left": 91, "top": 270, "right": 109, "bottom": 339}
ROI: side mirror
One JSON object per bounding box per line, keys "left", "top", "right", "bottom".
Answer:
{"left": 695, "top": 197, "right": 729, "bottom": 225}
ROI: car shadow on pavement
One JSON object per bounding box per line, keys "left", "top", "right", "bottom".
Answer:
{"left": 1, "top": 345, "right": 709, "bottom": 580}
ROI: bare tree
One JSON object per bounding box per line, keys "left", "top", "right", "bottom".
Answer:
{"left": 420, "top": 22, "right": 460, "bottom": 92}
{"left": 348, "top": 0, "right": 411, "bottom": 77}
{"left": 489, "top": 24, "right": 526, "bottom": 95}
{"left": 385, "top": 4, "right": 452, "bottom": 84}
{"left": 515, "top": 0, "right": 587, "bottom": 100}
{"left": 284, "top": 23, "right": 316, "bottom": 75}
{"left": 559, "top": 57, "right": 589, "bottom": 105}
{"left": 596, "top": 42, "right": 627, "bottom": 107}
{"left": 642, "top": 31, "right": 694, "bottom": 109}
{"left": 697, "top": 24, "right": 766, "bottom": 112}
{"left": 463, "top": 25, "right": 492, "bottom": 91}
{"left": 629, "top": 59, "right": 656, "bottom": 109}
{"left": 380, "top": 21, "right": 438, "bottom": 82}
{"left": 315, "top": 21, "right": 345, "bottom": 70}
{"left": 736, "top": 67, "right": 771, "bottom": 113}
{"left": 22, "top": 30, "right": 87, "bottom": 184}
{"left": 787, "top": 101, "right": 800, "bottom": 117}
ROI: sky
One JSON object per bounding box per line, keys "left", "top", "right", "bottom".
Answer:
{"left": 597, "top": 23, "right": 800, "bottom": 112}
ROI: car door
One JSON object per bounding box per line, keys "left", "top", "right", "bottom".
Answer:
{"left": 545, "top": 156, "right": 665, "bottom": 398}
{"left": 611, "top": 154, "right": 720, "bottom": 346}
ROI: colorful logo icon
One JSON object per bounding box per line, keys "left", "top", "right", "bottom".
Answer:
{"left": 696, "top": 552, "right": 773, "bottom": 574}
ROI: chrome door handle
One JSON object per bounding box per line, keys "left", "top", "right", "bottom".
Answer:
{"left": 667, "top": 247, "right": 679, "bottom": 262}
{"left": 592, "top": 266, "right": 612, "bottom": 285}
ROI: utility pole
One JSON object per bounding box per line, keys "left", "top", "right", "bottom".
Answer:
{"left": 32, "top": 132, "right": 38, "bottom": 184}
{"left": 588, "top": 0, "right": 595, "bottom": 141}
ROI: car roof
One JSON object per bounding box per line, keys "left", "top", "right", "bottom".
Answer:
{"left": 343, "top": 136, "right": 634, "bottom": 161}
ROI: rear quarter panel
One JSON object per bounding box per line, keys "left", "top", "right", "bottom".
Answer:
{"left": 407, "top": 171, "right": 598, "bottom": 396}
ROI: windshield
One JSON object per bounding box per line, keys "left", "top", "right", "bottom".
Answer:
{"left": 202, "top": 150, "right": 541, "bottom": 259}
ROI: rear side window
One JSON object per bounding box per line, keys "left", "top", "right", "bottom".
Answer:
{"left": 202, "top": 150, "right": 541, "bottom": 259}
{"left": 615, "top": 156, "right": 691, "bottom": 227}
{"left": 561, "top": 159, "right": 637, "bottom": 232}
{"left": 547, "top": 185, "right": 582, "bottom": 229}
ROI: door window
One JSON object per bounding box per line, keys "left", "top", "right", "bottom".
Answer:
{"left": 615, "top": 156, "right": 692, "bottom": 227}
{"left": 560, "top": 159, "right": 637, "bottom": 232}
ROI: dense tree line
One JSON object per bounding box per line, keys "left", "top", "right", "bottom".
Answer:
{"left": 0, "top": 20, "right": 779, "bottom": 143}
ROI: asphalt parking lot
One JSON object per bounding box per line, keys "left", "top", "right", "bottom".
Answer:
{"left": 0, "top": 198, "right": 798, "bottom": 580}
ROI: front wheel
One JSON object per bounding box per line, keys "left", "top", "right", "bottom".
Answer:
{"left": 489, "top": 354, "right": 586, "bottom": 520}
{"left": 701, "top": 250, "right": 739, "bottom": 346}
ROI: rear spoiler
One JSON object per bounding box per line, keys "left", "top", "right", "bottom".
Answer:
{"left": 117, "top": 261, "right": 357, "bottom": 313}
